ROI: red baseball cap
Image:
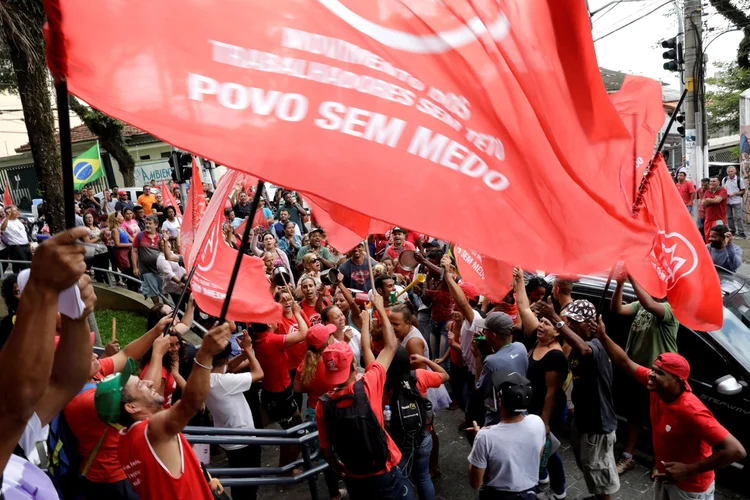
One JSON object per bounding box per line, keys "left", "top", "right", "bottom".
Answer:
{"left": 320, "top": 342, "right": 353, "bottom": 386}
{"left": 459, "top": 280, "right": 481, "bottom": 301}
{"left": 653, "top": 352, "right": 692, "bottom": 392}
{"left": 306, "top": 323, "right": 336, "bottom": 351}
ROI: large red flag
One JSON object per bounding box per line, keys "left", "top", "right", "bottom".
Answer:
{"left": 305, "top": 193, "right": 390, "bottom": 253}
{"left": 181, "top": 159, "right": 208, "bottom": 266}
{"left": 3, "top": 183, "right": 13, "bottom": 208}
{"left": 189, "top": 170, "right": 282, "bottom": 322}
{"left": 160, "top": 180, "right": 182, "bottom": 218}
{"left": 453, "top": 245, "right": 513, "bottom": 302}
{"left": 627, "top": 155, "right": 722, "bottom": 331}
{"left": 44, "top": 0, "right": 655, "bottom": 274}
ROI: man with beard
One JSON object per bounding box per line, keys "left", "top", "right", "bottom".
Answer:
{"left": 384, "top": 227, "right": 416, "bottom": 275}
{"left": 111, "top": 322, "right": 233, "bottom": 500}
{"left": 272, "top": 208, "right": 301, "bottom": 239}
{"left": 707, "top": 225, "right": 742, "bottom": 272}
{"left": 279, "top": 191, "right": 307, "bottom": 231}
{"left": 339, "top": 242, "right": 377, "bottom": 292}
{"left": 593, "top": 317, "right": 745, "bottom": 500}
{"left": 700, "top": 177, "right": 728, "bottom": 242}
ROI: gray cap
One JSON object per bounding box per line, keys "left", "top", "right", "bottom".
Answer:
{"left": 484, "top": 312, "right": 514, "bottom": 335}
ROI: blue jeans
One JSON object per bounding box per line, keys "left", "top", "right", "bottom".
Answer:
{"left": 429, "top": 320, "right": 449, "bottom": 361}
{"left": 540, "top": 451, "right": 566, "bottom": 495}
{"left": 344, "top": 466, "right": 414, "bottom": 500}
{"left": 399, "top": 432, "right": 435, "bottom": 500}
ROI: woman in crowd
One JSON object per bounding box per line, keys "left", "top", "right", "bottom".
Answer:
{"left": 276, "top": 287, "right": 311, "bottom": 411}
{"left": 321, "top": 304, "right": 362, "bottom": 367}
{"left": 383, "top": 256, "right": 407, "bottom": 285}
{"left": 333, "top": 279, "right": 365, "bottom": 331}
{"left": 298, "top": 276, "right": 330, "bottom": 326}
{"left": 82, "top": 211, "right": 110, "bottom": 283}
{"left": 253, "top": 230, "right": 294, "bottom": 285}
{"left": 514, "top": 267, "right": 568, "bottom": 500}
{"left": 109, "top": 211, "right": 139, "bottom": 291}
{"left": 162, "top": 205, "right": 181, "bottom": 254}
{"left": 298, "top": 253, "right": 323, "bottom": 289}
{"left": 278, "top": 221, "right": 302, "bottom": 270}
{"left": 120, "top": 206, "right": 140, "bottom": 239}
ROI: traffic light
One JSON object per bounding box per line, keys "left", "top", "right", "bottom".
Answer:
{"left": 661, "top": 37, "right": 683, "bottom": 71}
{"left": 168, "top": 151, "right": 193, "bottom": 183}
{"left": 674, "top": 112, "right": 685, "bottom": 137}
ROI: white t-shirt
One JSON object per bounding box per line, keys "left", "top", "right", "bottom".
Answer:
{"left": 4, "top": 219, "right": 28, "bottom": 245}
{"left": 468, "top": 414, "right": 546, "bottom": 492}
{"left": 1, "top": 413, "right": 58, "bottom": 499}
{"left": 162, "top": 218, "right": 181, "bottom": 238}
{"left": 205, "top": 371, "right": 255, "bottom": 451}
{"left": 156, "top": 255, "right": 187, "bottom": 294}
{"left": 334, "top": 327, "right": 362, "bottom": 365}
{"left": 461, "top": 312, "right": 485, "bottom": 375}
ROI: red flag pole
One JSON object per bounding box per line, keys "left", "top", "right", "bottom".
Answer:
{"left": 219, "top": 179, "right": 264, "bottom": 322}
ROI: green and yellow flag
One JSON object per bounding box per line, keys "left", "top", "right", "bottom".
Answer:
{"left": 73, "top": 143, "right": 103, "bottom": 189}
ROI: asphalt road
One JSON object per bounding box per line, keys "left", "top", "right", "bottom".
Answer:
{"left": 215, "top": 404, "right": 748, "bottom": 500}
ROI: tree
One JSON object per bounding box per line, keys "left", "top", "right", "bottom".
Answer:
{"left": 705, "top": 61, "right": 750, "bottom": 135}
{"left": 69, "top": 98, "right": 136, "bottom": 186}
{"left": 0, "top": 0, "right": 65, "bottom": 233}
{"left": 708, "top": 0, "right": 750, "bottom": 69}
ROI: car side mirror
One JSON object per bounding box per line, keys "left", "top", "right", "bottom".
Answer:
{"left": 715, "top": 375, "right": 743, "bottom": 396}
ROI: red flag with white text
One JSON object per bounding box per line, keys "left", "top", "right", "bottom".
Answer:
{"left": 182, "top": 159, "right": 207, "bottom": 267}
{"left": 626, "top": 155, "right": 722, "bottom": 331}
{"left": 44, "top": 0, "right": 656, "bottom": 274}
{"left": 160, "top": 180, "right": 182, "bottom": 218}
{"left": 453, "top": 245, "right": 513, "bottom": 303}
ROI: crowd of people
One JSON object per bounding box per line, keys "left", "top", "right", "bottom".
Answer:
{"left": 0, "top": 175, "right": 746, "bottom": 500}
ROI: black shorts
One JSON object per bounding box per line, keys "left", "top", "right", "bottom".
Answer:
{"left": 261, "top": 384, "right": 299, "bottom": 424}
{"left": 623, "top": 376, "right": 650, "bottom": 423}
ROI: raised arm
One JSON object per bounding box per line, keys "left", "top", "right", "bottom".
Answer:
{"left": 536, "top": 297, "right": 592, "bottom": 357}
{"left": 173, "top": 294, "right": 195, "bottom": 336}
{"left": 411, "top": 354, "right": 449, "bottom": 383}
{"left": 35, "top": 276, "right": 97, "bottom": 426}
{"left": 610, "top": 272, "right": 634, "bottom": 316}
{"left": 373, "top": 292, "right": 398, "bottom": 370}
{"left": 629, "top": 274, "right": 666, "bottom": 319}
{"left": 112, "top": 316, "right": 173, "bottom": 372}
{"left": 514, "top": 267, "right": 539, "bottom": 336}
{"left": 142, "top": 335, "right": 170, "bottom": 396}
{"left": 440, "top": 255, "right": 474, "bottom": 323}
{"left": 359, "top": 309, "right": 376, "bottom": 368}
{"left": 148, "top": 322, "right": 231, "bottom": 443}
{"left": 239, "top": 330, "right": 264, "bottom": 383}
{"left": 337, "top": 280, "right": 363, "bottom": 330}
{"left": 0, "top": 228, "right": 88, "bottom": 471}
{"left": 284, "top": 302, "right": 309, "bottom": 347}
{"left": 591, "top": 316, "right": 639, "bottom": 377}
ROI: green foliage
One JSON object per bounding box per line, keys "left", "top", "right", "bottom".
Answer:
{"left": 94, "top": 309, "right": 148, "bottom": 348}
{"left": 706, "top": 61, "right": 750, "bottom": 135}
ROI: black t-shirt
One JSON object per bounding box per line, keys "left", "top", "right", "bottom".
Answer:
{"left": 234, "top": 201, "right": 253, "bottom": 219}
{"left": 80, "top": 196, "right": 101, "bottom": 213}
{"left": 526, "top": 349, "right": 568, "bottom": 430}
{"left": 152, "top": 203, "right": 165, "bottom": 225}
{"left": 569, "top": 338, "right": 617, "bottom": 434}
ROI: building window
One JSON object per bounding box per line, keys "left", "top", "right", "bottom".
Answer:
{"left": 139, "top": 154, "right": 150, "bottom": 160}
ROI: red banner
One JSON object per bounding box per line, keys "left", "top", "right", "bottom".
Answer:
{"left": 189, "top": 170, "right": 282, "bottom": 323}
{"left": 182, "top": 159, "right": 208, "bottom": 267}
{"left": 3, "top": 182, "right": 13, "bottom": 208}
{"left": 160, "top": 180, "right": 182, "bottom": 218}
{"left": 627, "top": 155, "right": 722, "bottom": 331}
{"left": 305, "top": 194, "right": 390, "bottom": 253}
{"left": 453, "top": 245, "right": 513, "bottom": 303}
{"left": 44, "top": 0, "right": 656, "bottom": 274}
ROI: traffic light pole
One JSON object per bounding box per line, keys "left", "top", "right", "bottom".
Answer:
{"left": 673, "top": 0, "right": 686, "bottom": 165}
{"left": 683, "top": 0, "right": 705, "bottom": 182}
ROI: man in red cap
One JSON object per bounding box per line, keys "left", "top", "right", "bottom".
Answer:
{"left": 316, "top": 293, "right": 413, "bottom": 500}
{"left": 593, "top": 317, "right": 746, "bottom": 500}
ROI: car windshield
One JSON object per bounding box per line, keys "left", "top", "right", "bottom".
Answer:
{"left": 711, "top": 306, "right": 750, "bottom": 373}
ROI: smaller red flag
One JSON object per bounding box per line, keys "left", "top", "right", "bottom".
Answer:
{"left": 305, "top": 193, "right": 391, "bottom": 253}
{"left": 453, "top": 245, "right": 514, "bottom": 303}
{"left": 627, "top": 155, "right": 722, "bottom": 331}
{"left": 3, "top": 182, "right": 13, "bottom": 208}
{"left": 191, "top": 210, "right": 282, "bottom": 323}
{"left": 181, "top": 159, "right": 207, "bottom": 266}
{"left": 160, "top": 180, "right": 182, "bottom": 218}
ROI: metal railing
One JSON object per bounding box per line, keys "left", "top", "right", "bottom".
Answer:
{"left": 0, "top": 259, "right": 208, "bottom": 337}
{"left": 184, "top": 421, "right": 327, "bottom": 500}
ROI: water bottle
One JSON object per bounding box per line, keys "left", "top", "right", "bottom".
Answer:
{"left": 383, "top": 405, "right": 392, "bottom": 423}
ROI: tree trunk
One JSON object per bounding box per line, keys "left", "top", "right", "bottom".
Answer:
{"left": 69, "top": 97, "right": 136, "bottom": 186}
{"left": 0, "top": 0, "right": 66, "bottom": 233}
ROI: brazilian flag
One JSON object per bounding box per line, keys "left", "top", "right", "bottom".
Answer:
{"left": 73, "top": 144, "right": 103, "bottom": 189}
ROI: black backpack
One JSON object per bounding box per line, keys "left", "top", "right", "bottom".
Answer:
{"left": 387, "top": 372, "right": 432, "bottom": 455}
{"left": 320, "top": 380, "right": 390, "bottom": 476}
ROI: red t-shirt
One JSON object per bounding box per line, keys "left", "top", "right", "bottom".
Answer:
{"left": 405, "top": 232, "right": 422, "bottom": 247}
{"left": 300, "top": 300, "right": 325, "bottom": 326}
{"left": 696, "top": 188, "right": 707, "bottom": 218}
{"left": 677, "top": 180, "right": 697, "bottom": 206}
{"left": 385, "top": 241, "right": 416, "bottom": 274}
{"left": 703, "top": 188, "right": 728, "bottom": 225}
{"left": 118, "top": 420, "right": 212, "bottom": 500}
{"left": 425, "top": 288, "right": 454, "bottom": 322}
{"left": 279, "top": 311, "right": 309, "bottom": 371}
{"left": 635, "top": 367, "right": 728, "bottom": 492}
{"left": 254, "top": 331, "right": 290, "bottom": 392}
{"left": 447, "top": 322, "right": 464, "bottom": 368}
{"left": 140, "top": 363, "right": 176, "bottom": 409}
{"left": 296, "top": 359, "right": 334, "bottom": 410}
{"left": 64, "top": 358, "right": 124, "bottom": 483}
{"left": 414, "top": 369, "right": 444, "bottom": 396}
{"left": 315, "top": 362, "right": 402, "bottom": 478}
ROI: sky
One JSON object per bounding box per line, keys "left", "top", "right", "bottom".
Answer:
{"left": 590, "top": 0, "right": 744, "bottom": 93}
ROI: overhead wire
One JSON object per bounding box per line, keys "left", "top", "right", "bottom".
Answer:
{"left": 592, "top": 0, "right": 663, "bottom": 37}
{"left": 594, "top": 0, "right": 673, "bottom": 41}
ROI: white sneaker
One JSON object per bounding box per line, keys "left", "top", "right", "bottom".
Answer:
{"left": 537, "top": 489, "right": 566, "bottom": 500}
{"left": 538, "top": 475, "right": 550, "bottom": 486}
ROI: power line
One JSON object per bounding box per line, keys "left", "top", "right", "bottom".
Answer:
{"left": 592, "top": 1, "right": 622, "bottom": 21}
{"left": 593, "top": 0, "right": 663, "bottom": 36}
{"left": 594, "top": 0, "right": 673, "bottom": 41}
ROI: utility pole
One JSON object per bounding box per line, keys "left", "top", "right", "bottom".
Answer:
{"left": 683, "top": 0, "right": 705, "bottom": 181}
{"left": 673, "top": 0, "right": 686, "bottom": 164}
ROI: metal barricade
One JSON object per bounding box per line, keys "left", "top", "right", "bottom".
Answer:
{"left": 184, "top": 422, "right": 327, "bottom": 500}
